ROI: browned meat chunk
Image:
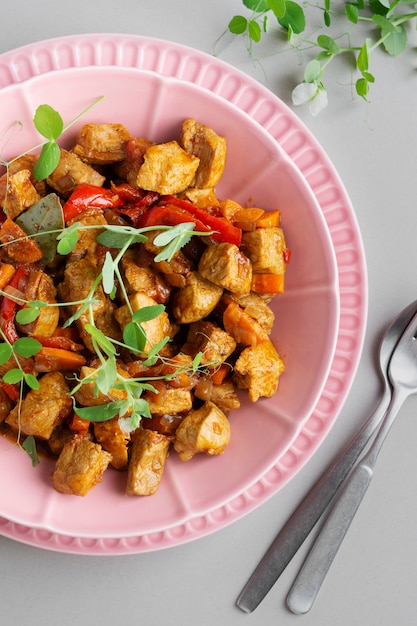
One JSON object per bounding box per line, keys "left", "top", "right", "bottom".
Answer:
{"left": 194, "top": 378, "right": 240, "bottom": 413}
{"left": 241, "top": 227, "right": 286, "bottom": 274}
{"left": 137, "top": 141, "right": 200, "bottom": 195}
{"left": 46, "top": 149, "right": 105, "bottom": 196}
{"left": 114, "top": 137, "right": 154, "bottom": 186}
{"left": 144, "top": 380, "right": 193, "bottom": 415}
{"left": 120, "top": 249, "right": 170, "bottom": 302}
{"left": 170, "top": 271, "right": 223, "bottom": 324}
{"left": 19, "top": 270, "right": 59, "bottom": 337}
{"left": 180, "top": 118, "right": 227, "bottom": 188}
{"left": 73, "top": 366, "right": 128, "bottom": 407}
{"left": 66, "top": 210, "right": 108, "bottom": 264}
{"left": 223, "top": 300, "right": 269, "bottom": 347}
{"left": 0, "top": 218, "right": 43, "bottom": 263}
{"left": 93, "top": 417, "right": 130, "bottom": 470}
{"left": 59, "top": 258, "right": 121, "bottom": 352}
{"left": 181, "top": 187, "right": 219, "bottom": 208}
{"left": 233, "top": 340, "right": 285, "bottom": 401}
{"left": 114, "top": 292, "right": 170, "bottom": 355}
{"left": 0, "top": 386, "right": 14, "bottom": 422}
{"left": 125, "top": 429, "right": 171, "bottom": 496}
{"left": 183, "top": 320, "right": 236, "bottom": 366}
{"left": 173, "top": 401, "right": 230, "bottom": 461}
{"left": 5, "top": 372, "right": 72, "bottom": 439}
{"left": 6, "top": 155, "right": 47, "bottom": 197}
{"left": 233, "top": 293, "right": 275, "bottom": 334}
{"left": 73, "top": 123, "right": 131, "bottom": 164}
{"left": 198, "top": 243, "right": 252, "bottom": 294}
{"left": 0, "top": 169, "right": 41, "bottom": 219}
{"left": 52, "top": 435, "right": 112, "bottom": 496}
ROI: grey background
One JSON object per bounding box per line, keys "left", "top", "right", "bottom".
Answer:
{"left": 1, "top": 2, "right": 417, "bottom": 625}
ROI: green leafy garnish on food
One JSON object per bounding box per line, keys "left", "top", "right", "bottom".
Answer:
{"left": 22, "top": 436, "right": 39, "bottom": 467}
{"left": 31, "top": 96, "right": 104, "bottom": 179}
{"left": 16, "top": 193, "right": 64, "bottom": 265}
{"left": 217, "top": 0, "right": 417, "bottom": 114}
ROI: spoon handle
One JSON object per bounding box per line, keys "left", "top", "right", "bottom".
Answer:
{"left": 287, "top": 389, "right": 405, "bottom": 615}
{"left": 236, "top": 389, "right": 390, "bottom": 613}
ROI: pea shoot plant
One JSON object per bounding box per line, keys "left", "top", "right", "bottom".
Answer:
{"left": 218, "top": 0, "right": 417, "bottom": 114}
{"left": 0, "top": 102, "right": 215, "bottom": 465}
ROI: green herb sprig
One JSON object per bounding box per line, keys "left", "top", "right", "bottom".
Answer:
{"left": 0, "top": 100, "right": 219, "bottom": 463}
{"left": 218, "top": 0, "right": 417, "bottom": 114}
{"left": 0, "top": 97, "right": 104, "bottom": 180}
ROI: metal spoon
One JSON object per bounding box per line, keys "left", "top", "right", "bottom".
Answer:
{"left": 236, "top": 300, "right": 417, "bottom": 613}
{"left": 287, "top": 306, "right": 417, "bottom": 614}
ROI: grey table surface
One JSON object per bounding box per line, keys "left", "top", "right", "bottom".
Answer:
{"left": 1, "top": 2, "right": 417, "bottom": 625}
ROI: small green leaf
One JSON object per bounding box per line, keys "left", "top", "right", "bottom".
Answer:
{"left": 33, "top": 141, "right": 61, "bottom": 180}
{"left": 22, "top": 436, "right": 39, "bottom": 467}
{"left": 85, "top": 323, "right": 116, "bottom": 356}
{"left": 192, "top": 352, "right": 203, "bottom": 371}
{"left": 131, "top": 304, "right": 165, "bottom": 324}
{"left": 228, "top": 15, "right": 248, "bottom": 35}
{"left": 131, "top": 398, "right": 151, "bottom": 417}
{"left": 95, "top": 359, "right": 118, "bottom": 395}
{"left": 278, "top": 0, "right": 305, "bottom": 34}
{"left": 0, "top": 343, "right": 12, "bottom": 365}
{"left": 248, "top": 19, "right": 262, "bottom": 42}
{"left": 33, "top": 104, "right": 64, "bottom": 141}
{"left": 345, "top": 3, "right": 358, "bottom": 23}
{"left": 123, "top": 321, "right": 147, "bottom": 354}
{"left": 317, "top": 34, "right": 340, "bottom": 54}
{"left": 357, "top": 41, "right": 369, "bottom": 72}
{"left": 381, "top": 23, "right": 407, "bottom": 56}
{"left": 153, "top": 222, "right": 194, "bottom": 246}
{"left": 304, "top": 59, "right": 322, "bottom": 83}
{"left": 102, "top": 251, "right": 115, "bottom": 295}
{"left": 324, "top": 10, "right": 331, "bottom": 26}
{"left": 57, "top": 225, "right": 80, "bottom": 255}
{"left": 24, "top": 373, "right": 40, "bottom": 390}
{"left": 142, "top": 336, "right": 170, "bottom": 365}
{"left": 3, "top": 368, "right": 24, "bottom": 384}
{"left": 16, "top": 307, "right": 41, "bottom": 325}
{"left": 244, "top": 0, "right": 270, "bottom": 11}
{"left": 267, "top": 0, "right": 286, "bottom": 20}
{"left": 356, "top": 77, "right": 370, "bottom": 98}
{"left": 13, "top": 337, "right": 42, "bottom": 358}
{"left": 74, "top": 402, "right": 123, "bottom": 422}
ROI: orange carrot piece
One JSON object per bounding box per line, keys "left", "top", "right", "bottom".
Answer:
{"left": 0, "top": 264, "right": 16, "bottom": 291}
{"left": 34, "top": 347, "right": 87, "bottom": 372}
{"left": 210, "top": 363, "right": 230, "bottom": 385}
{"left": 69, "top": 411, "right": 90, "bottom": 434}
{"left": 251, "top": 273, "right": 285, "bottom": 294}
{"left": 232, "top": 208, "right": 265, "bottom": 231}
{"left": 223, "top": 302, "right": 268, "bottom": 347}
{"left": 256, "top": 210, "right": 281, "bottom": 228}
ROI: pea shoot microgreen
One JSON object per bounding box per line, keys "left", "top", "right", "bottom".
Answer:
{"left": 0, "top": 100, "right": 220, "bottom": 466}
{"left": 217, "top": 0, "right": 417, "bottom": 114}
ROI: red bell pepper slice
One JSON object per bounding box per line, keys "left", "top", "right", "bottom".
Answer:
{"left": 62, "top": 184, "right": 123, "bottom": 222}
{"left": 154, "top": 196, "right": 242, "bottom": 246}
{"left": 115, "top": 191, "right": 160, "bottom": 227}
{"left": 0, "top": 266, "right": 28, "bottom": 344}
{"left": 1, "top": 382, "right": 20, "bottom": 401}
{"left": 139, "top": 205, "right": 214, "bottom": 236}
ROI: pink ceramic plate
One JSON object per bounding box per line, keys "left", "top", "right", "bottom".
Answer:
{"left": 0, "top": 35, "right": 367, "bottom": 555}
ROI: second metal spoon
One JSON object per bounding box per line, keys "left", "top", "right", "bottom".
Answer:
{"left": 237, "top": 300, "right": 417, "bottom": 613}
